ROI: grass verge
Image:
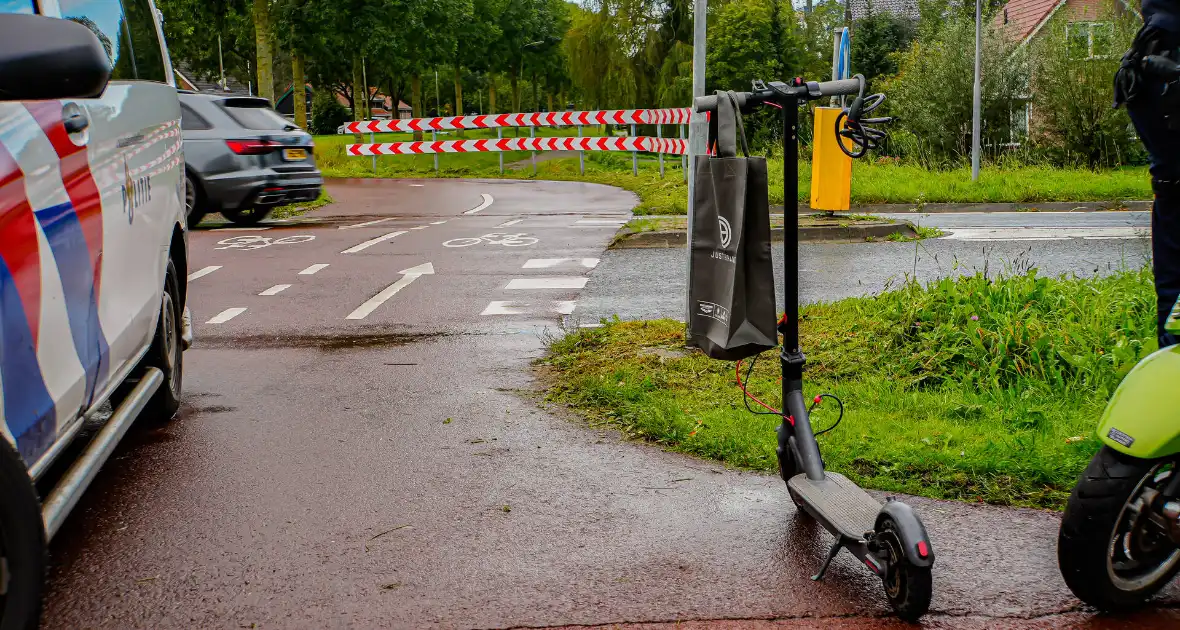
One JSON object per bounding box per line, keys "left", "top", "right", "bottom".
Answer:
{"left": 270, "top": 190, "right": 334, "bottom": 220}
{"left": 315, "top": 132, "right": 1152, "bottom": 215}
{"left": 543, "top": 267, "right": 1156, "bottom": 510}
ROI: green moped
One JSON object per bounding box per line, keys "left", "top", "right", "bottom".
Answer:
{"left": 1058, "top": 297, "right": 1180, "bottom": 609}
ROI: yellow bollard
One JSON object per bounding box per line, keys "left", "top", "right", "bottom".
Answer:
{"left": 810, "top": 107, "right": 852, "bottom": 212}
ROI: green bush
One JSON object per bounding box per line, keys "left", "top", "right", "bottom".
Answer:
{"left": 1029, "top": 4, "right": 1146, "bottom": 167}
{"left": 310, "top": 89, "right": 350, "bottom": 136}
{"left": 882, "top": 18, "right": 1028, "bottom": 166}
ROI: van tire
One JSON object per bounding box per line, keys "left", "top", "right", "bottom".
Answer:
{"left": 144, "top": 258, "right": 183, "bottom": 421}
{"left": 0, "top": 439, "right": 46, "bottom": 630}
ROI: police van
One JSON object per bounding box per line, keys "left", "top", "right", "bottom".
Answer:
{"left": 0, "top": 2, "right": 188, "bottom": 626}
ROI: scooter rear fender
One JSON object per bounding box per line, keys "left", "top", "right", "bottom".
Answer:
{"left": 1098, "top": 345, "right": 1180, "bottom": 459}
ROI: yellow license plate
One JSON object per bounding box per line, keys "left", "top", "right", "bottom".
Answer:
{"left": 283, "top": 148, "right": 308, "bottom": 161}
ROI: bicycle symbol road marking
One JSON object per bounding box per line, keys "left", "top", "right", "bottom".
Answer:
{"left": 442, "top": 233, "right": 539, "bottom": 248}
{"left": 215, "top": 235, "right": 316, "bottom": 250}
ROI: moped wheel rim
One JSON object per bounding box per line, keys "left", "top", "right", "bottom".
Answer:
{"left": 1106, "top": 463, "right": 1180, "bottom": 592}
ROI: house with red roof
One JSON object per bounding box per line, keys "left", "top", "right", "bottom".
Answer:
{"left": 994, "top": 0, "right": 1136, "bottom": 140}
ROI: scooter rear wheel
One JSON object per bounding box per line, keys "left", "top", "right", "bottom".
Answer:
{"left": 1058, "top": 447, "right": 1180, "bottom": 610}
{"left": 878, "top": 515, "right": 933, "bottom": 622}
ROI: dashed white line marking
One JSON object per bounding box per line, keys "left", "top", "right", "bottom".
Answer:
{"left": 188, "top": 265, "right": 221, "bottom": 281}
{"left": 341, "top": 230, "right": 408, "bottom": 254}
{"left": 207, "top": 307, "right": 246, "bottom": 324}
{"left": 259, "top": 284, "right": 291, "bottom": 296}
{"left": 412, "top": 226, "right": 428, "bottom": 230}
{"left": 497, "top": 219, "right": 523, "bottom": 227}
{"left": 463, "top": 193, "right": 494, "bottom": 215}
{"left": 943, "top": 227, "right": 1143, "bottom": 241}
{"left": 480, "top": 300, "right": 578, "bottom": 316}
{"left": 481, "top": 301, "right": 524, "bottom": 315}
{"left": 339, "top": 217, "right": 396, "bottom": 230}
{"left": 299, "top": 263, "right": 329, "bottom": 275}
{"left": 212, "top": 226, "right": 272, "bottom": 231}
{"left": 410, "top": 183, "right": 425, "bottom": 187}
{"left": 431, "top": 220, "right": 448, "bottom": 225}
{"left": 574, "top": 219, "right": 627, "bottom": 228}
{"left": 522, "top": 258, "right": 600, "bottom": 269}
{"left": 346, "top": 262, "right": 435, "bottom": 320}
{"left": 505, "top": 277, "right": 588, "bottom": 290}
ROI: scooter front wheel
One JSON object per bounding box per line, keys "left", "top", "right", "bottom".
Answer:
{"left": 1058, "top": 447, "right": 1180, "bottom": 610}
{"left": 878, "top": 515, "right": 933, "bottom": 621}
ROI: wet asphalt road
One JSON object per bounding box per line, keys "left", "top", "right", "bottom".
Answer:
{"left": 42, "top": 181, "right": 1178, "bottom": 628}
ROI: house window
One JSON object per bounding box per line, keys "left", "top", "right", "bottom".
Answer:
{"left": 1067, "top": 22, "right": 1115, "bottom": 59}
{"left": 1011, "top": 102, "right": 1031, "bottom": 143}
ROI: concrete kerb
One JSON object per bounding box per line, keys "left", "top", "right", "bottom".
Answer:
{"left": 612, "top": 220, "right": 916, "bottom": 249}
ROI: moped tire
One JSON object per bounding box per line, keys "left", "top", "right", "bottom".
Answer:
{"left": 878, "top": 514, "right": 932, "bottom": 622}
{"left": 1058, "top": 446, "right": 1180, "bottom": 610}
{"left": 0, "top": 439, "right": 46, "bottom": 630}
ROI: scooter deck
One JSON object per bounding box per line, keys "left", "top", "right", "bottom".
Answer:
{"left": 788, "top": 472, "right": 881, "bottom": 540}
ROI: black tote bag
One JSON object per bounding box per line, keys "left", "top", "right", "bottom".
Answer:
{"left": 687, "top": 91, "right": 777, "bottom": 361}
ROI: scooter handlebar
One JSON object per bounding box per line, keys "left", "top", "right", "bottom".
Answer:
{"left": 693, "top": 77, "right": 864, "bottom": 113}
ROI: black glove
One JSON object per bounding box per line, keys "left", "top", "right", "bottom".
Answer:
{"left": 1114, "top": 24, "right": 1172, "bottom": 107}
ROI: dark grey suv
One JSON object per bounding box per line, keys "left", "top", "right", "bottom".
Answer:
{"left": 180, "top": 92, "right": 323, "bottom": 226}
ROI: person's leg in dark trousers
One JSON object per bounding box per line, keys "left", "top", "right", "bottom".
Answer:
{"left": 1129, "top": 100, "right": 1180, "bottom": 348}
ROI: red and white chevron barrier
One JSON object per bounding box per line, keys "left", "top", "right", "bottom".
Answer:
{"left": 344, "top": 107, "right": 691, "bottom": 134}
{"left": 346, "top": 136, "right": 688, "bottom": 156}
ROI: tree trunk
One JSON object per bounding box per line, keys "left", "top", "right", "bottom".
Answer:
{"left": 510, "top": 68, "right": 520, "bottom": 113}
{"left": 411, "top": 74, "right": 423, "bottom": 141}
{"left": 532, "top": 70, "right": 538, "bottom": 112}
{"left": 489, "top": 76, "right": 497, "bottom": 114}
{"left": 547, "top": 93, "right": 553, "bottom": 115}
{"left": 454, "top": 65, "right": 464, "bottom": 137}
{"left": 252, "top": 0, "right": 274, "bottom": 103}
{"left": 291, "top": 48, "right": 307, "bottom": 129}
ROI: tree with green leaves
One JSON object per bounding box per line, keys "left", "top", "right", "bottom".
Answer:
{"left": 851, "top": 8, "right": 916, "bottom": 91}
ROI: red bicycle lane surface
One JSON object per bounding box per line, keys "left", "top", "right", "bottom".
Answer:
{"left": 40, "top": 179, "right": 1180, "bottom": 628}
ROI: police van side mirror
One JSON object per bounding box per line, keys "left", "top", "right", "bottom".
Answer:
{"left": 0, "top": 13, "right": 111, "bottom": 101}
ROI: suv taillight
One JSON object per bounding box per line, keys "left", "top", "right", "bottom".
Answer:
{"left": 225, "top": 139, "right": 278, "bottom": 155}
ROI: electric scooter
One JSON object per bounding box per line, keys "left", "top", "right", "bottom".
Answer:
{"left": 694, "top": 75, "right": 935, "bottom": 621}
{"left": 1057, "top": 295, "right": 1180, "bottom": 609}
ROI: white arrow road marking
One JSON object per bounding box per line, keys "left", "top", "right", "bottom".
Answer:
{"left": 522, "top": 258, "right": 600, "bottom": 269}
{"left": 299, "top": 263, "right": 329, "bottom": 275}
{"left": 339, "top": 217, "right": 396, "bottom": 230}
{"left": 260, "top": 284, "right": 291, "bottom": 296}
{"left": 505, "top": 277, "right": 588, "bottom": 290}
{"left": 207, "top": 307, "right": 246, "bottom": 324}
{"left": 463, "top": 193, "right": 494, "bottom": 215}
{"left": 341, "top": 230, "right": 409, "bottom": 254}
{"left": 346, "top": 263, "right": 435, "bottom": 320}
{"left": 188, "top": 265, "right": 221, "bottom": 281}
{"left": 497, "top": 219, "right": 523, "bottom": 227}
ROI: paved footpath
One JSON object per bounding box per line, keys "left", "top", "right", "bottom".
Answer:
{"left": 42, "top": 179, "right": 1178, "bottom": 628}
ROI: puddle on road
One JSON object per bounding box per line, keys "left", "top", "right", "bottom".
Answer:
{"left": 196, "top": 331, "right": 445, "bottom": 351}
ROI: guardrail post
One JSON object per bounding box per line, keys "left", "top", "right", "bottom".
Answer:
{"left": 657, "top": 124, "right": 664, "bottom": 179}
{"left": 530, "top": 126, "right": 536, "bottom": 176}
{"left": 432, "top": 130, "right": 438, "bottom": 173}
{"left": 630, "top": 123, "right": 637, "bottom": 176}
{"left": 498, "top": 127, "right": 504, "bottom": 174}
{"left": 680, "top": 124, "right": 687, "bottom": 182}
{"left": 578, "top": 125, "right": 585, "bottom": 175}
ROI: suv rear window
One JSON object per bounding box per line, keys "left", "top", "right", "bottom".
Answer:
{"left": 220, "top": 100, "right": 294, "bottom": 130}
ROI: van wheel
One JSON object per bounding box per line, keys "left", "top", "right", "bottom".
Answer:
{"left": 0, "top": 439, "right": 46, "bottom": 630}
{"left": 144, "top": 258, "right": 183, "bottom": 421}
